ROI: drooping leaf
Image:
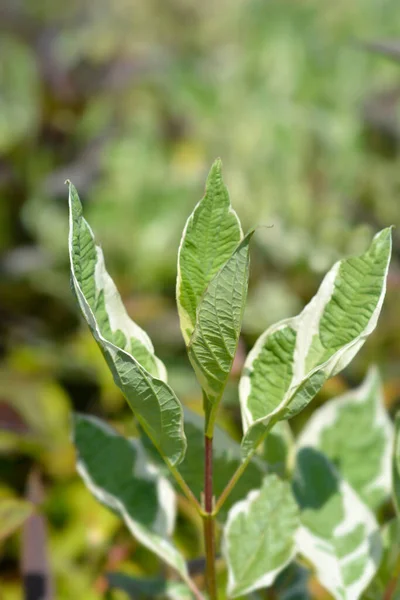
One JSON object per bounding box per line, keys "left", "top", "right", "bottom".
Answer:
{"left": 293, "top": 448, "right": 382, "bottom": 600}
{"left": 176, "top": 158, "right": 243, "bottom": 345}
{"left": 240, "top": 228, "right": 392, "bottom": 459}
{"left": 297, "top": 367, "right": 393, "bottom": 510}
{"left": 73, "top": 414, "right": 188, "bottom": 580}
{"left": 393, "top": 412, "right": 400, "bottom": 516}
{"left": 106, "top": 573, "right": 193, "bottom": 599}
{"left": 0, "top": 498, "right": 34, "bottom": 541}
{"left": 68, "top": 183, "right": 186, "bottom": 465}
{"left": 188, "top": 232, "right": 253, "bottom": 433}
{"left": 223, "top": 474, "right": 299, "bottom": 597}
{"left": 363, "top": 519, "right": 400, "bottom": 600}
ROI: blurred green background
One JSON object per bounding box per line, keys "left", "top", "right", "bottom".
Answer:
{"left": 1, "top": 0, "right": 400, "bottom": 598}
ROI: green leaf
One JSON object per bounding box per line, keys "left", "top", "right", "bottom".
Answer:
{"left": 240, "top": 228, "right": 392, "bottom": 459}
{"left": 68, "top": 182, "right": 165, "bottom": 379}
{"left": 0, "top": 498, "right": 34, "bottom": 541}
{"left": 223, "top": 474, "right": 299, "bottom": 597}
{"left": 68, "top": 183, "right": 186, "bottom": 466}
{"left": 364, "top": 519, "right": 400, "bottom": 599}
{"left": 293, "top": 448, "right": 381, "bottom": 600}
{"left": 177, "top": 158, "right": 243, "bottom": 345}
{"left": 73, "top": 414, "right": 189, "bottom": 580}
{"left": 106, "top": 573, "right": 193, "bottom": 599}
{"left": 393, "top": 412, "right": 400, "bottom": 516}
{"left": 297, "top": 367, "right": 393, "bottom": 510}
{"left": 188, "top": 232, "right": 253, "bottom": 433}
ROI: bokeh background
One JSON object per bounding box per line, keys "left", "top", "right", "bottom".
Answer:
{"left": 1, "top": 0, "right": 400, "bottom": 598}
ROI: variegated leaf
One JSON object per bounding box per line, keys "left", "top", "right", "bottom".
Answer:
{"left": 176, "top": 159, "right": 242, "bottom": 345}
{"left": 68, "top": 182, "right": 165, "bottom": 380}
{"left": 297, "top": 367, "right": 393, "bottom": 510}
{"left": 73, "top": 415, "right": 189, "bottom": 581}
{"left": 223, "top": 474, "right": 299, "bottom": 597}
{"left": 69, "top": 183, "right": 186, "bottom": 465}
{"left": 188, "top": 232, "right": 253, "bottom": 433}
{"left": 293, "top": 448, "right": 382, "bottom": 600}
{"left": 240, "top": 228, "right": 392, "bottom": 459}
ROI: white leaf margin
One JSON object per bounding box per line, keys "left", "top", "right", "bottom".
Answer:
{"left": 223, "top": 480, "right": 298, "bottom": 597}
{"left": 240, "top": 229, "right": 392, "bottom": 439}
{"left": 75, "top": 415, "right": 188, "bottom": 580}
{"left": 296, "top": 460, "right": 382, "bottom": 600}
{"left": 297, "top": 366, "right": 393, "bottom": 505}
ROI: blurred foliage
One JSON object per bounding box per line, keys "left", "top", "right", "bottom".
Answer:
{"left": 1, "top": 0, "right": 400, "bottom": 598}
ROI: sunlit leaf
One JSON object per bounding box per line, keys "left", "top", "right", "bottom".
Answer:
{"left": 240, "top": 228, "right": 392, "bottom": 458}
{"left": 293, "top": 448, "right": 381, "bottom": 600}
{"left": 176, "top": 158, "right": 242, "bottom": 345}
{"left": 297, "top": 367, "right": 393, "bottom": 510}
{"left": 73, "top": 414, "right": 189, "bottom": 580}
{"left": 69, "top": 183, "right": 186, "bottom": 465}
{"left": 188, "top": 232, "right": 253, "bottom": 433}
{"left": 223, "top": 474, "right": 299, "bottom": 597}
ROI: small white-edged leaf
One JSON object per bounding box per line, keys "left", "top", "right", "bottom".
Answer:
{"left": 297, "top": 367, "right": 393, "bottom": 510}
{"left": 188, "top": 232, "right": 253, "bottom": 433}
{"left": 176, "top": 159, "right": 242, "bottom": 345}
{"left": 240, "top": 228, "right": 392, "bottom": 459}
{"left": 393, "top": 412, "right": 400, "bottom": 516}
{"left": 293, "top": 448, "right": 382, "bottom": 600}
{"left": 73, "top": 415, "right": 189, "bottom": 581}
{"left": 69, "top": 183, "right": 186, "bottom": 465}
{"left": 223, "top": 474, "right": 299, "bottom": 597}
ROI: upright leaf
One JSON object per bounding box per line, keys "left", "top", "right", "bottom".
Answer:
{"left": 68, "top": 183, "right": 186, "bottom": 465}
{"left": 223, "top": 474, "right": 299, "bottom": 597}
{"left": 73, "top": 415, "right": 189, "bottom": 581}
{"left": 293, "top": 448, "right": 381, "bottom": 600}
{"left": 176, "top": 159, "right": 243, "bottom": 345}
{"left": 297, "top": 367, "right": 393, "bottom": 510}
{"left": 188, "top": 232, "right": 253, "bottom": 432}
{"left": 393, "top": 412, "right": 400, "bottom": 515}
{"left": 240, "top": 228, "right": 392, "bottom": 459}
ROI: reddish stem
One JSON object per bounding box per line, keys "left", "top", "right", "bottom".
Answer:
{"left": 203, "top": 435, "right": 217, "bottom": 600}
